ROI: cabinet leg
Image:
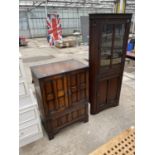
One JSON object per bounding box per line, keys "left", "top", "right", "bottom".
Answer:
{"left": 113, "top": 102, "right": 119, "bottom": 107}
{"left": 48, "top": 134, "right": 54, "bottom": 140}
{"left": 84, "top": 115, "right": 88, "bottom": 123}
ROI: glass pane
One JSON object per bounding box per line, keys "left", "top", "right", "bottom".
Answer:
{"left": 112, "top": 24, "right": 125, "bottom": 64}
{"left": 100, "top": 59, "right": 110, "bottom": 66}
{"left": 114, "top": 24, "right": 125, "bottom": 48}
{"left": 100, "top": 24, "right": 113, "bottom": 67}
{"left": 112, "top": 58, "right": 121, "bottom": 64}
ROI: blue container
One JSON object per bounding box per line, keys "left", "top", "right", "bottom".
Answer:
{"left": 127, "top": 43, "right": 133, "bottom": 52}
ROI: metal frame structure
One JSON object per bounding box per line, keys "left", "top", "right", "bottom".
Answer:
{"left": 19, "top": 0, "right": 135, "bottom": 38}
{"left": 19, "top": 0, "right": 135, "bottom": 12}
{"left": 19, "top": 0, "right": 116, "bottom": 10}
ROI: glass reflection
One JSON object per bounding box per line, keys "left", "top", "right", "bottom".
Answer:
{"left": 112, "top": 24, "right": 125, "bottom": 64}
{"left": 100, "top": 24, "right": 113, "bottom": 67}
{"left": 114, "top": 24, "right": 125, "bottom": 48}
{"left": 112, "top": 58, "right": 122, "bottom": 64}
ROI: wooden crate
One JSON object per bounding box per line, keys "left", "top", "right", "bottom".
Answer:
{"left": 89, "top": 127, "right": 135, "bottom": 155}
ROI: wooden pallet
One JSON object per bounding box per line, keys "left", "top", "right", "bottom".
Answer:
{"left": 89, "top": 127, "right": 135, "bottom": 155}
{"left": 55, "top": 37, "right": 76, "bottom": 48}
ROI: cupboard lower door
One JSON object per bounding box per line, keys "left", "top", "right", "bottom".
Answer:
{"left": 107, "top": 76, "right": 121, "bottom": 105}
{"left": 96, "top": 76, "right": 121, "bottom": 112}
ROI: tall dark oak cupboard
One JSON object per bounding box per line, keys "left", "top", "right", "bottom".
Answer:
{"left": 89, "top": 14, "right": 132, "bottom": 114}
{"left": 31, "top": 60, "right": 89, "bottom": 139}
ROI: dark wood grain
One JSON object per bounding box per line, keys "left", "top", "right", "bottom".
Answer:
{"left": 31, "top": 59, "right": 89, "bottom": 139}
{"left": 31, "top": 59, "right": 88, "bottom": 79}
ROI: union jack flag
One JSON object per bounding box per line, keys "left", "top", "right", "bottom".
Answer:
{"left": 46, "top": 14, "right": 62, "bottom": 46}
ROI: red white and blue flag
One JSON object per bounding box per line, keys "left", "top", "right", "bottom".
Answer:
{"left": 46, "top": 14, "right": 62, "bottom": 46}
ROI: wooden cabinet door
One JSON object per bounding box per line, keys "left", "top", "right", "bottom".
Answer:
{"left": 99, "top": 23, "right": 113, "bottom": 71}
{"left": 43, "top": 75, "right": 68, "bottom": 114}
{"left": 99, "top": 22, "right": 127, "bottom": 73}
{"left": 111, "top": 23, "right": 125, "bottom": 67}
{"left": 96, "top": 79, "right": 108, "bottom": 109}
{"left": 97, "top": 76, "right": 120, "bottom": 111}
{"left": 107, "top": 76, "right": 120, "bottom": 105}
{"left": 67, "top": 70, "right": 88, "bottom": 106}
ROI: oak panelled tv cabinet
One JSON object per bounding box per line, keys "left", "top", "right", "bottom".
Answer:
{"left": 31, "top": 59, "right": 89, "bottom": 139}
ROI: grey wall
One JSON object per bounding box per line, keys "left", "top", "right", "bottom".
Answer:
{"left": 80, "top": 16, "right": 89, "bottom": 43}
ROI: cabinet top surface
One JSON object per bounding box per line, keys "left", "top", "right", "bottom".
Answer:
{"left": 31, "top": 59, "right": 88, "bottom": 79}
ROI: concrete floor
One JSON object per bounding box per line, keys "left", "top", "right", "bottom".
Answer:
{"left": 19, "top": 38, "right": 135, "bottom": 155}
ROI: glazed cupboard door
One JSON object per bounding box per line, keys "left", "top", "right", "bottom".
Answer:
{"left": 43, "top": 75, "right": 68, "bottom": 114}
{"left": 112, "top": 24, "right": 125, "bottom": 67}
{"left": 99, "top": 22, "right": 126, "bottom": 73}
{"left": 100, "top": 23, "right": 113, "bottom": 70}
{"left": 67, "top": 70, "right": 88, "bottom": 106}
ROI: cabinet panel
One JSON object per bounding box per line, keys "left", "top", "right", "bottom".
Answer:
{"left": 19, "top": 81, "right": 28, "bottom": 97}
{"left": 67, "top": 70, "right": 88, "bottom": 106}
{"left": 44, "top": 76, "right": 68, "bottom": 113}
{"left": 97, "top": 80, "right": 107, "bottom": 107}
{"left": 19, "top": 65, "right": 23, "bottom": 79}
{"left": 107, "top": 77, "right": 120, "bottom": 103}
{"left": 78, "top": 71, "right": 88, "bottom": 101}
{"left": 19, "top": 61, "right": 25, "bottom": 80}
{"left": 97, "top": 76, "right": 120, "bottom": 110}
{"left": 112, "top": 24, "right": 125, "bottom": 65}
{"left": 19, "top": 123, "right": 40, "bottom": 139}
{"left": 52, "top": 76, "right": 68, "bottom": 111}
{"left": 100, "top": 24, "right": 113, "bottom": 68}
{"left": 48, "top": 106, "right": 87, "bottom": 132}
{"left": 68, "top": 72, "right": 78, "bottom": 105}
{"left": 19, "top": 108, "right": 37, "bottom": 124}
